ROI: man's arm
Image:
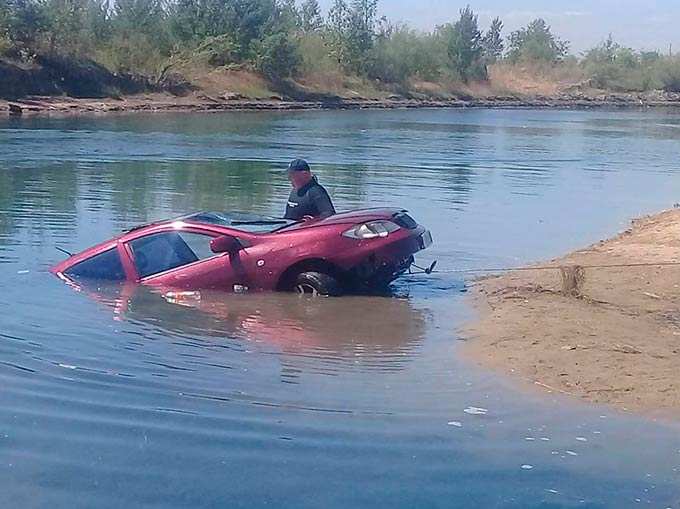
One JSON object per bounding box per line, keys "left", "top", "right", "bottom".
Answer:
{"left": 311, "top": 186, "right": 336, "bottom": 218}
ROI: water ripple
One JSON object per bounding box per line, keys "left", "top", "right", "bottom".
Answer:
{"left": 2, "top": 109, "right": 680, "bottom": 507}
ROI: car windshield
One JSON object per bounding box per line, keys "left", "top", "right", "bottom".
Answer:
{"left": 184, "top": 211, "right": 296, "bottom": 233}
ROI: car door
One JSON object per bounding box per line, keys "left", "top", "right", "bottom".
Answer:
{"left": 125, "top": 229, "right": 241, "bottom": 291}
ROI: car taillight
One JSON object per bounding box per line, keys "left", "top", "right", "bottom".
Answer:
{"left": 342, "top": 221, "right": 400, "bottom": 240}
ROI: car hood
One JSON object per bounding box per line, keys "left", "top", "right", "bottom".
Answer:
{"left": 278, "top": 208, "right": 406, "bottom": 231}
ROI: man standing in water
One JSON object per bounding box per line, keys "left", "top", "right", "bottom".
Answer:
{"left": 284, "top": 159, "right": 336, "bottom": 220}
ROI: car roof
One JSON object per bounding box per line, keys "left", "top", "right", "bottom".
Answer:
{"left": 51, "top": 214, "right": 257, "bottom": 275}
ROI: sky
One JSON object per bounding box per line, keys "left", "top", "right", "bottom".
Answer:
{"left": 317, "top": 0, "right": 680, "bottom": 54}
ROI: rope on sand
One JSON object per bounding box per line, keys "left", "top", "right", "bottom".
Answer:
{"left": 430, "top": 261, "right": 680, "bottom": 297}
{"left": 434, "top": 260, "right": 680, "bottom": 274}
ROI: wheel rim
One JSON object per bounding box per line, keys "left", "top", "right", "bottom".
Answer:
{"left": 294, "top": 283, "right": 319, "bottom": 296}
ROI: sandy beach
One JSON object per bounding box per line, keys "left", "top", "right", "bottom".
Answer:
{"left": 463, "top": 208, "right": 680, "bottom": 417}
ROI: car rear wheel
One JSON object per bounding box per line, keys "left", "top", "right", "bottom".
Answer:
{"left": 293, "top": 271, "right": 342, "bottom": 297}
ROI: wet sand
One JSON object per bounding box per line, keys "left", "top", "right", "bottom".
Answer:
{"left": 463, "top": 208, "right": 680, "bottom": 417}
{"left": 3, "top": 92, "right": 680, "bottom": 116}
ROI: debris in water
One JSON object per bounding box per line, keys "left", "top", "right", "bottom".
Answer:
{"left": 576, "top": 437, "right": 588, "bottom": 442}
{"left": 164, "top": 291, "right": 201, "bottom": 306}
{"left": 546, "top": 489, "right": 559, "bottom": 494}
{"left": 463, "top": 406, "right": 488, "bottom": 415}
{"left": 566, "top": 450, "right": 578, "bottom": 456}
{"left": 521, "top": 464, "right": 534, "bottom": 470}
{"left": 17, "top": 270, "right": 29, "bottom": 274}
{"left": 447, "top": 421, "right": 462, "bottom": 427}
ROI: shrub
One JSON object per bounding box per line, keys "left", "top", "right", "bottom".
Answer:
{"left": 297, "top": 32, "right": 341, "bottom": 76}
{"left": 368, "top": 25, "right": 446, "bottom": 83}
{"left": 582, "top": 37, "right": 663, "bottom": 92}
{"left": 95, "top": 32, "right": 167, "bottom": 75}
{"left": 253, "top": 31, "right": 300, "bottom": 80}
{"left": 184, "top": 34, "right": 241, "bottom": 67}
{"left": 656, "top": 57, "right": 680, "bottom": 92}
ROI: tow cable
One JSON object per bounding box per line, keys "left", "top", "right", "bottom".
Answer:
{"left": 410, "top": 260, "right": 438, "bottom": 275}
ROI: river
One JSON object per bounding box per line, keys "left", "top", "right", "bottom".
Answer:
{"left": 2, "top": 108, "right": 680, "bottom": 508}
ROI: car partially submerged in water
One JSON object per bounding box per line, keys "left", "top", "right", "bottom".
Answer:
{"left": 51, "top": 209, "right": 432, "bottom": 296}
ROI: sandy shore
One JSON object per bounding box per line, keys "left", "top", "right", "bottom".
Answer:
{"left": 3, "top": 92, "right": 680, "bottom": 116}
{"left": 463, "top": 208, "right": 680, "bottom": 418}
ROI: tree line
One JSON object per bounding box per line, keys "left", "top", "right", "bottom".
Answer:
{"left": 1, "top": 0, "right": 679, "bottom": 92}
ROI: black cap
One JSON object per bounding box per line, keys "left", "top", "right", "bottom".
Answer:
{"left": 288, "top": 158, "right": 310, "bottom": 172}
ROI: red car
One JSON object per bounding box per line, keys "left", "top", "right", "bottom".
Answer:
{"left": 51, "top": 208, "right": 432, "bottom": 296}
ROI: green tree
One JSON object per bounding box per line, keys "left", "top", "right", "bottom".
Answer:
{"left": 172, "top": 0, "right": 279, "bottom": 59}
{"left": 225, "top": 0, "right": 278, "bottom": 60}
{"left": 325, "top": 0, "right": 378, "bottom": 73}
{"left": 446, "top": 5, "right": 486, "bottom": 81}
{"left": 108, "top": 0, "right": 170, "bottom": 72}
{"left": 300, "top": 0, "right": 322, "bottom": 32}
{"left": 326, "top": 0, "right": 350, "bottom": 66}
{"left": 347, "top": 0, "right": 377, "bottom": 71}
{"left": 349, "top": 0, "right": 377, "bottom": 50}
{"left": 0, "top": 0, "right": 10, "bottom": 52}
{"left": 254, "top": 29, "right": 300, "bottom": 79}
{"left": 113, "top": 0, "right": 164, "bottom": 32}
{"left": 84, "top": 0, "right": 110, "bottom": 43}
{"left": 583, "top": 34, "right": 618, "bottom": 65}
{"left": 4, "top": 0, "right": 48, "bottom": 55}
{"left": 42, "top": 0, "right": 89, "bottom": 55}
{"left": 507, "top": 18, "right": 568, "bottom": 63}
{"left": 482, "top": 16, "right": 503, "bottom": 63}
{"left": 276, "top": 0, "right": 299, "bottom": 31}
{"left": 170, "top": 0, "right": 233, "bottom": 43}
{"left": 368, "top": 24, "right": 446, "bottom": 83}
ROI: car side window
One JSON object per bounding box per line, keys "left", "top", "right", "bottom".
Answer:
{"left": 64, "top": 247, "right": 126, "bottom": 281}
{"left": 180, "top": 232, "right": 217, "bottom": 261}
{"left": 130, "top": 231, "right": 217, "bottom": 279}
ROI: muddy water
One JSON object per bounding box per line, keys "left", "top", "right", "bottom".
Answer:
{"left": 2, "top": 109, "right": 680, "bottom": 508}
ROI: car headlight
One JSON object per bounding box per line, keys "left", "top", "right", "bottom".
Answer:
{"left": 342, "top": 221, "right": 400, "bottom": 239}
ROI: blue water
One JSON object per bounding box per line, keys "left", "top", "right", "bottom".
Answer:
{"left": 1, "top": 108, "right": 680, "bottom": 508}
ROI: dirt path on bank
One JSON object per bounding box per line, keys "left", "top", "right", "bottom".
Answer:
{"left": 463, "top": 209, "right": 680, "bottom": 417}
{"left": 3, "top": 92, "right": 680, "bottom": 116}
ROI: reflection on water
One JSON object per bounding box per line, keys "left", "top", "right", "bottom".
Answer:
{"left": 84, "top": 283, "right": 428, "bottom": 378}
{"left": 3, "top": 109, "right": 680, "bottom": 507}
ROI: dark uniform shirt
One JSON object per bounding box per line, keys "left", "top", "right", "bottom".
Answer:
{"left": 284, "top": 178, "right": 336, "bottom": 220}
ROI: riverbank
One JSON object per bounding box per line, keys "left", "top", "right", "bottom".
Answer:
{"left": 4, "top": 90, "right": 680, "bottom": 116}
{"left": 4, "top": 55, "right": 680, "bottom": 116}
{"left": 463, "top": 208, "right": 680, "bottom": 418}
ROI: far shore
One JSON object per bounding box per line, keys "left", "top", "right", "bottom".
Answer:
{"left": 462, "top": 208, "right": 680, "bottom": 419}
{"left": 4, "top": 91, "right": 680, "bottom": 117}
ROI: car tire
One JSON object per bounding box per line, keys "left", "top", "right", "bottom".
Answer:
{"left": 293, "top": 271, "right": 342, "bottom": 297}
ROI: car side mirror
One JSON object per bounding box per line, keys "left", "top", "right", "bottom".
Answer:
{"left": 210, "top": 235, "right": 242, "bottom": 254}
